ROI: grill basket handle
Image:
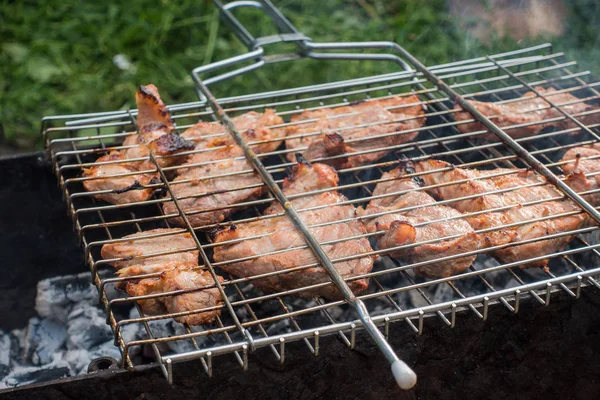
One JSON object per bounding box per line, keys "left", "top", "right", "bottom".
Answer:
{"left": 191, "top": 0, "right": 414, "bottom": 97}
{"left": 216, "top": 0, "right": 310, "bottom": 51}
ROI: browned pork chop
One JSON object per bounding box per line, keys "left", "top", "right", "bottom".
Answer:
{"left": 126, "top": 265, "right": 224, "bottom": 325}
{"left": 213, "top": 159, "right": 376, "bottom": 299}
{"left": 83, "top": 85, "right": 194, "bottom": 204}
{"left": 359, "top": 168, "right": 479, "bottom": 278}
{"left": 455, "top": 87, "right": 600, "bottom": 140}
{"left": 285, "top": 95, "right": 425, "bottom": 168}
{"left": 101, "top": 228, "right": 224, "bottom": 325}
{"left": 180, "top": 109, "right": 285, "bottom": 154}
{"left": 163, "top": 110, "right": 285, "bottom": 228}
{"left": 414, "top": 160, "right": 590, "bottom": 269}
{"left": 100, "top": 228, "right": 199, "bottom": 275}
{"left": 162, "top": 145, "right": 265, "bottom": 228}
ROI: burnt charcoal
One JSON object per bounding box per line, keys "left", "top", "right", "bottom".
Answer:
{"left": 0, "top": 330, "right": 14, "bottom": 380}
{"left": 36, "top": 272, "right": 98, "bottom": 323}
{"left": 66, "top": 304, "right": 112, "bottom": 350}
{"left": 23, "top": 318, "right": 67, "bottom": 365}
{"left": 0, "top": 362, "right": 70, "bottom": 389}
{"left": 144, "top": 319, "right": 210, "bottom": 354}
{"left": 90, "top": 341, "right": 122, "bottom": 363}
{"left": 60, "top": 349, "right": 90, "bottom": 375}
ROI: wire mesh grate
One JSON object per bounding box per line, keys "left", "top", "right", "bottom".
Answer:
{"left": 42, "top": 44, "right": 600, "bottom": 381}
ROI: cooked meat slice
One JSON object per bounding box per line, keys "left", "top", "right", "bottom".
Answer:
{"left": 264, "top": 155, "right": 339, "bottom": 215}
{"left": 82, "top": 153, "right": 159, "bottom": 205}
{"left": 101, "top": 227, "right": 224, "bottom": 326}
{"left": 162, "top": 110, "right": 284, "bottom": 228}
{"left": 162, "top": 145, "right": 265, "bottom": 228}
{"left": 359, "top": 168, "right": 479, "bottom": 278}
{"left": 83, "top": 85, "right": 193, "bottom": 204}
{"left": 180, "top": 109, "right": 285, "bottom": 154}
{"left": 414, "top": 159, "right": 589, "bottom": 269}
{"left": 101, "top": 228, "right": 199, "bottom": 274}
{"left": 561, "top": 143, "right": 600, "bottom": 176}
{"left": 286, "top": 95, "right": 425, "bottom": 168}
{"left": 125, "top": 265, "right": 224, "bottom": 325}
{"left": 560, "top": 144, "right": 600, "bottom": 205}
{"left": 156, "top": 268, "right": 223, "bottom": 325}
{"left": 455, "top": 87, "right": 600, "bottom": 140}
{"left": 213, "top": 161, "right": 375, "bottom": 299}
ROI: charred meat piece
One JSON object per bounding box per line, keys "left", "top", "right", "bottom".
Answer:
{"left": 83, "top": 85, "right": 194, "bottom": 204}
{"left": 560, "top": 144, "right": 600, "bottom": 205}
{"left": 100, "top": 228, "right": 199, "bottom": 275}
{"left": 163, "top": 110, "right": 285, "bottom": 228}
{"left": 126, "top": 266, "right": 224, "bottom": 326}
{"left": 101, "top": 228, "right": 224, "bottom": 325}
{"left": 180, "top": 109, "right": 285, "bottom": 154}
{"left": 414, "top": 160, "right": 590, "bottom": 269}
{"left": 286, "top": 95, "right": 425, "bottom": 168}
{"left": 455, "top": 87, "right": 600, "bottom": 140}
{"left": 162, "top": 145, "right": 265, "bottom": 228}
{"left": 213, "top": 160, "right": 376, "bottom": 300}
{"left": 359, "top": 168, "right": 479, "bottom": 278}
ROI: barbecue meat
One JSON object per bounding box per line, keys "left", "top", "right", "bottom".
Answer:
{"left": 163, "top": 110, "right": 285, "bottom": 228}
{"left": 285, "top": 95, "right": 425, "bottom": 168}
{"left": 100, "top": 228, "right": 199, "bottom": 275}
{"left": 213, "top": 159, "right": 376, "bottom": 299}
{"left": 560, "top": 144, "right": 600, "bottom": 205}
{"left": 414, "top": 160, "right": 589, "bottom": 269}
{"left": 101, "top": 228, "right": 224, "bottom": 325}
{"left": 162, "top": 145, "right": 265, "bottom": 228}
{"left": 126, "top": 266, "right": 224, "bottom": 325}
{"left": 180, "top": 109, "right": 285, "bottom": 154}
{"left": 358, "top": 168, "right": 479, "bottom": 278}
{"left": 83, "top": 85, "right": 194, "bottom": 204}
{"left": 455, "top": 87, "right": 600, "bottom": 140}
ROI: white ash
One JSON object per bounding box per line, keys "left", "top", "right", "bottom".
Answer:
{"left": 23, "top": 318, "right": 67, "bottom": 365}
{"left": 0, "top": 272, "right": 127, "bottom": 389}
{"left": 36, "top": 272, "right": 98, "bottom": 324}
{"left": 66, "top": 303, "right": 112, "bottom": 350}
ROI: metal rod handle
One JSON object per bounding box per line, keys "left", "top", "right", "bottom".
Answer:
{"left": 191, "top": 73, "right": 417, "bottom": 390}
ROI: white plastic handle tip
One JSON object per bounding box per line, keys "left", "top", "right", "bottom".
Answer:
{"left": 391, "top": 360, "right": 417, "bottom": 390}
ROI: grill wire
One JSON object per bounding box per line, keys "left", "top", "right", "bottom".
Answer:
{"left": 42, "top": 44, "right": 600, "bottom": 381}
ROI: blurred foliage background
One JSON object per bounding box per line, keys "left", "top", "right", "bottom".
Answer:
{"left": 1, "top": 0, "right": 599, "bottom": 152}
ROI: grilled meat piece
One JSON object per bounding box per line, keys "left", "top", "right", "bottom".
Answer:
{"left": 126, "top": 266, "right": 224, "bottom": 325}
{"left": 162, "top": 145, "right": 265, "bottom": 228}
{"left": 455, "top": 87, "right": 600, "bottom": 140}
{"left": 359, "top": 168, "right": 479, "bottom": 278}
{"left": 285, "top": 95, "right": 425, "bottom": 168}
{"left": 163, "top": 110, "right": 285, "bottom": 228}
{"left": 414, "top": 160, "right": 590, "bottom": 269}
{"left": 83, "top": 85, "right": 194, "bottom": 204}
{"left": 180, "top": 109, "right": 285, "bottom": 154}
{"left": 101, "top": 228, "right": 199, "bottom": 275}
{"left": 101, "top": 228, "right": 224, "bottom": 325}
{"left": 213, "top": 159, "right": 376, "bottom": 299}
{"left": 560, "top": 144, "right": 600, "bottom": 205}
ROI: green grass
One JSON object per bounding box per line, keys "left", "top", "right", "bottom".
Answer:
{"left": 1, "top": 0, "right": 598, "bottom": 151}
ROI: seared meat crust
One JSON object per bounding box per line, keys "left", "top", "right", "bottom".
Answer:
{"left": 101, "top": 228, "right": 223, "bottom": 325}
{"left": 164, "top": 110, "right": 285, "bottom": 228}
{"left": 213, "top": 161, "right": 375, "bottom": 299}
{"left": 83, "top": 85, "right": 193, "bottom": 204}
{"left": 414, "top": 160, "right": 590, "bottom": 269}
{"left": 285, "top": 95, "right": 425, "bottom": 168}
{"left": 359, "top": 168, "right": 479, "bottom": 278}
{"left": 456, "top": 87, "right": 600, "bottom": 140}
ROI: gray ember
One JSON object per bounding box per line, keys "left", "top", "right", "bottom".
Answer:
{"left": 0, "top": 272, "right": 130, "bottom": 389}
{"left": 23, "top": 318, "right": 67, "bottom": 365}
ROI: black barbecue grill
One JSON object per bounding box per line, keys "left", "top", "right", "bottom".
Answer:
{"left": 35, "top": 0, "right": 600, "bottom": 392}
